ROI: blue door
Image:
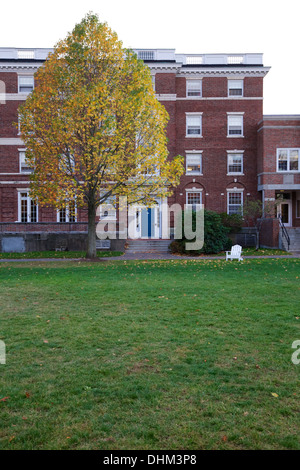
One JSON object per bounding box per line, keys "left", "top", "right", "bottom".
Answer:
{"left": 141, "top": 207, "right": 156, "bottom": 238}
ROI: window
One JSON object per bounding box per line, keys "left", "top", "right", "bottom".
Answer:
{"left": 227, "top": 152, "right": 243, "bottom": 174}
{"left": 227, "top": 114, "right": 243, "bottom": 137}
{"left": 18, "top": 191, "right": 38, "bottom": 222}
{"left": 186, "top": 114, "right": 202, "bottom": 136}
{"left": 186, "top": 153, "right": 202, "bottom": 175}
{"left": 186, "top": 191, "right": 202, "bottom": 211}
{"left": 186, "top": 80, "right": 202, "bottom": 97}
{"left": 19, "top": 150, "right": 33, "bottom": 174}
{"left": 277, "top": 148, "right": 299, "bottom": 172}
{"left": 99, "top": 195, "right": 117, "bottom": 220}
{"left": 228, "top": 80, "right": 243, "bottom": 97}
{"left": 18, "top": 76, "right": 34, "bottom": 93}
{"left": 57, "top": 202, "right": 77, "bottom": 222}
{"left": 227, "top": 191, "right": 243, "bottom": 215}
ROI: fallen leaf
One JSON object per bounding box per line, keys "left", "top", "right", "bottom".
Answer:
{"left": 271, "top": 393, "right": 279, "bottom": 398}
{"left": 221, "top": 435, "right": 228, "bottom": 442}
{"left": 0, "top": 396, "right": 9, "bottom": 402}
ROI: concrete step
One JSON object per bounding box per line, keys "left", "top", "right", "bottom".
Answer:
{"left": 126, "top": 239, "right": 171, "bottom": 253}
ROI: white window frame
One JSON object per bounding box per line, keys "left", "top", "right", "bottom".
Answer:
{"left": 18, "top": 75, "right": 34, "bottom": 94}
{"left": 186, "top": 113, "right": 203, "bottom": 137}
{"left": 227, "top": 151, "right": 244, "bottom": 175}
{"left": 228, "top": 79, "right": 243, "bottom": 97}
{"left": 57, "top": 202, "right": 77, "bottom": 223}
{"left": 227, "top": 190, "right": 243, "bottom": 215}
{"left": 186, "top": 152, "right": 202, "bottom": 175}
{"left": 186, "top": 79, "right": 202, "bottom": 97}
{"left": 19, "top": 149, "right": 33, "bottom": 174}
{"left": 227, "top": 113, "right": 244, "bottom": 138}
{"left": 17, "top": 190, "right": 38, "bottom": 222}
{"left": 186, "top": 190, "right": 202, "bottom": 210}
{"left": 276, "top": 148, "right": 299, "bottom": 173}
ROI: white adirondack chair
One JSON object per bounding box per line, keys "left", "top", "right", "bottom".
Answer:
{"left": 226, "top": 244, "right": 243, "bottom": 261}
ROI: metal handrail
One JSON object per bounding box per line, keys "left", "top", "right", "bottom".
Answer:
{"left": 278, "top": 215, "right": 290, "bottom": 251}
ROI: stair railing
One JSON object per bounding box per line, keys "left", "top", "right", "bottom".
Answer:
{"left": 278, "top": 215, "right": 290, "bottom": 251}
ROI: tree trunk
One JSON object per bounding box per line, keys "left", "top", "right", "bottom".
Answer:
{"left": 86, "top": 202, "right": 97, "bottom": 259}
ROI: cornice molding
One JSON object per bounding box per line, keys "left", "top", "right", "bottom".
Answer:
{"left": 176, "top": 67, "right": 270, "bottom": 77}
{"left": 0, "top": 64, "right": 40, "bottom": 71}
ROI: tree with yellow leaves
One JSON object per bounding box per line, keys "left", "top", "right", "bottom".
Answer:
{"left": 19, "top": 13, "right": 183, "bottom": 258}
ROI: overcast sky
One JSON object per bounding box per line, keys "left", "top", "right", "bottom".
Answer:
{"left": 1, "top": 0, "right": 299, "bottom": 115}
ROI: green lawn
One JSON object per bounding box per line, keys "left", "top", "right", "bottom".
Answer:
{"left": 0, "top": 250, "right": 123, "bottom": 259}
{"left": 0, "top": 259, "right": 299, "bottom": 450}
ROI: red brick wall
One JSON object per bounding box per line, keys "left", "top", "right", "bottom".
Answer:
{"left": 162, "top": 74, "right": 264, "bottom": 214}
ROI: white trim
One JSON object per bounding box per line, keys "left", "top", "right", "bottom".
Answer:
{"left": 185, "top": 188, "right": 203, "bottom": 192}
{"left": 226, "top": 187, "right": 244, "bottom": 191}
{"left": 185, "top": 152, "right": 202, "bottom": 176}
{"left": 176, "top": 96, "right": 263, "bottom": 101}
{"left": 57, "top": 203, "right": 77, "bottom": 223}
{"left": 186, "top": 113, "right": 203, "bottom": 138}
{"left": 276, "top": 148, "right": 299, "bottom": 173}
{"left": 227, "top": 190, "right": 243, "bottom": 215}
{"left": 17, "top": 189, "right": 38, "bottom": 223}
{"left": 186, "top": 78, "right": 202, "bottom": 98}
{"left": 227, "top": 152, "right": 244, "bottom": 175}
{"left": 227, "top": 113, "right": 244, "bottom": 138}
{"left": 0, "top": 138, "right": 24, "bottom": 145}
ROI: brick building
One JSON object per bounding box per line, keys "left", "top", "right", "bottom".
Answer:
{"left": 0, "top": 48, "right": 299, "bottom": 251}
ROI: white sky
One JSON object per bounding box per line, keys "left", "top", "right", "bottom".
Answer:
{"left": 1, "top": 0, "right": 299, "bottom": 115}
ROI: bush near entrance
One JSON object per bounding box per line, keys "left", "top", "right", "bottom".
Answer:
{"left": 170, "top": 210, "right": 232, "bottom": 255}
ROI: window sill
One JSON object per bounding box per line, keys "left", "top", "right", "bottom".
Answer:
{"left": 227, "top": 173, "right": 244, "bottom": 176}
{"left": 186, "top": 173, "right": 203, "bottom": 176}
{"left": 227, "top": 135, "right": 244, "bottom": 138}
{"left": 186, "top": 135, "right": 203, "bottom": 138}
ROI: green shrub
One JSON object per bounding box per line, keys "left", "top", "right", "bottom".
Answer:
{"left": 171, "top": 209, "right": 232, "bottom": 255}
{"left": 219, "top": 212, "right": 243, "bottom": 234}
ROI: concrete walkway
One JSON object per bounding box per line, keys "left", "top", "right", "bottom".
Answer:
{"left": 0, "top": 252, "right": 300, "bottom": 262}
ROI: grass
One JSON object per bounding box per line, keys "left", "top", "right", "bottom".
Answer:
{"left": 0, "top": 250, "right": 123, "bottom": 259}
{"left": 0, "top": 258, "right": 299, "bottom": 450}
{"left": 174, "top": 248, "right": 290, "bottom": 257}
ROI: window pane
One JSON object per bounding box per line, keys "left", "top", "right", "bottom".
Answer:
{"left": 187, "top": 192, "right": 201, "bottom": 205}
{"left": 187, "top": 80, "right": 201, "bottom": 96}
{"left": 21, "top": 198, "right": 28, "bottom": 222}
{"left": 228, "top": 115, "right": 243, "bottom": 135}
{"left": 19, "top": 76, "right": 34, "bottom": 92}
{"left": 59, "top": 207, "right": 67, "bottom": 223}
{"left": 228, "top": 154, "right": 242, "bottom": 173}
{"left": 228, "top": 80, "right": 243, "bottom": 96}
{"left": 290, "top": 150, "right": 298, "bottom": 171}
{"left": 30, "top": 200, "right": 37, "bottom": 222}
{"left": 278, "top": 150, "right": 288, "bottom": 171}
{"left": 187, "top": 116, "right": 201, "bottom": 135}
{"left": 186, "top": 154, "right": 201, "bottom": 174}
{"left": 228, "top": 192, "right": 242, "bottom": 215}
